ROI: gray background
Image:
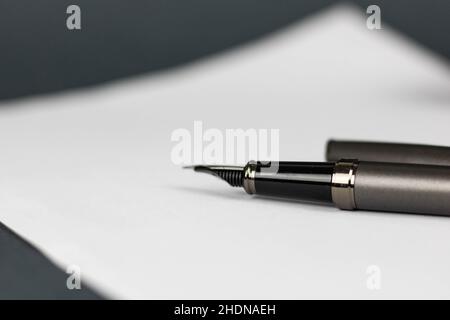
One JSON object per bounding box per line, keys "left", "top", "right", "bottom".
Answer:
{"left": 0, "top": 222, "right": 102, "bottom": 299}
{"left": 0, "top": 0, "right": 448, "bottom": 299}
{"left": 0, "top": 0, "right": 448, "bottom": 101}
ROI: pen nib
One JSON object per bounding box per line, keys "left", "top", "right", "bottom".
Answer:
{"left": 183, "top": 165, "right": 244, "bottom": 187}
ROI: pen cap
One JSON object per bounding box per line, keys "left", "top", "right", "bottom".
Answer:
{"left": 326, "top": 140, "right": 450, "bottom": 166}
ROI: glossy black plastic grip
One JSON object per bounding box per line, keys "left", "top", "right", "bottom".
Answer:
{"left": 254, "top": 161, "right": 334, "bottom": 204}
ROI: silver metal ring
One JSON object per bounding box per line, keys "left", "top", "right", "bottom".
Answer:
{"left": 243, "top": 161, "right": 257, "bottom": 194}
{"left": 331, "top": 160, "right": 358, "bottom": 210}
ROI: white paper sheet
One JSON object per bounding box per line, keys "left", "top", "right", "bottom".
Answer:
{"left": 1, "top": 5, "right": 450, "bottom": 298}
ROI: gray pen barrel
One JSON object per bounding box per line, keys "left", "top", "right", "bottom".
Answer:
{"left": 354, "top": 162, "right": 450, "bottom": 216}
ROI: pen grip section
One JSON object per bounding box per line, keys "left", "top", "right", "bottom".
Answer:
{"left": 254, "top": 162, "right": 334, "bottom": 204}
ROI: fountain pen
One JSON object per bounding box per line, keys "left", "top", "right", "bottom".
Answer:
{"left": 186, "top": 160, "right": 450, "bottom": 216}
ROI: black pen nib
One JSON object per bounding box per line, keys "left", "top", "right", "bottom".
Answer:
{"left": 184, "top": 165, "right": 244, "bottom": 187}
